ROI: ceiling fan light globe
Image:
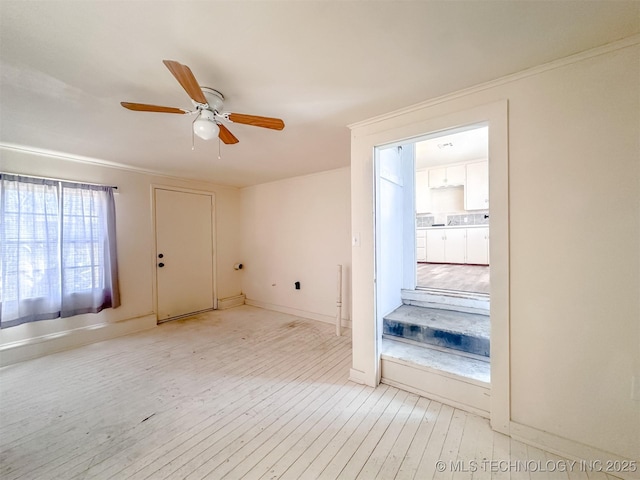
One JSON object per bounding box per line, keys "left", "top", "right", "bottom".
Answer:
{"left": 193, "top": 117, "right": 219, "bottom": 140}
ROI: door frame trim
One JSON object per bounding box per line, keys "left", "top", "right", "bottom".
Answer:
{"left": 349, "top": 100, "right": 510, "bottom": 435}
{"left": 151, "top": 185, "right": 218, "bottom": 322}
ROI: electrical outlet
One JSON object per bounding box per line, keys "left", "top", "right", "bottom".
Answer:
{"left": 632, "top": 376, "right": 640, "bottom": 401}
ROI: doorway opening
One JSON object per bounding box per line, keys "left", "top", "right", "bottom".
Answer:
{"left": 415, "top": 124, "right": 489, "bottom": 296}
{"left": 375, "top": 123, "right": 490, "bottom": 387}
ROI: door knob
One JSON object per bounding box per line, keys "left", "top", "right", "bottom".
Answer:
{"left": 158, "top": 263, "right": 165, "bottom": 268}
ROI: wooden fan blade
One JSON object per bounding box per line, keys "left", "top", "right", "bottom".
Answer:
{"left": 121, "top": 102, "right": 188, "bottom": 114}
{"left": 218, "top": 124, "right": 239, "bottom": 144}
{"left": 228, "top": 113, "right": 285, "bottom": 130}
{"left": 162, "top": 60, "right": 208, "bottom": 105}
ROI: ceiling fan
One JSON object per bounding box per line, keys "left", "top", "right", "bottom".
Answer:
{"left": 121, "top": 60, "right": 285, "bottom": 145}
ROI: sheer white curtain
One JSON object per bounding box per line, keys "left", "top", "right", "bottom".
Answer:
{"left": 0, "top": 174, "right": 120, "bottom": 328}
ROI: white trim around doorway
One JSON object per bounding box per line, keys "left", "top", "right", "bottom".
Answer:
{"left": 349, "top": 100, "right": 510, "bottom": 435}
{"left": 151, "top": 185, "right": 218, "bottom": 322}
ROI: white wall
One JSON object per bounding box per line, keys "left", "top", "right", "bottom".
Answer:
{"left": 350, "top": 39, "right": 639, "bottom": 462}
{"left": 0, "top": 147, "right": 242, "bottom": 355}
{"left": 239, "top": 167, "right": 351, "bottom": 325}
{"left": 430, "top": 186, "right": 464, "bottom": 214}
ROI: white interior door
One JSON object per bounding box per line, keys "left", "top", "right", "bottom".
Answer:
{"left": 155, "top": 188, "right": 215, "bottom": 321}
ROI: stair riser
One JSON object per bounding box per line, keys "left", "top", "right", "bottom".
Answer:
{"left": 401, "top": 289, "right": 489, "bottom": 315}
{"left": 383, "top": 320, "right": 490, "bottom": 357}
{"left": 403, "top": 299, "right": 489, "bottom": 316}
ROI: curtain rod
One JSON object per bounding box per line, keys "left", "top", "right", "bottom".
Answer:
{"left": 1, "top": 172, "right": 117, "bottom": 189}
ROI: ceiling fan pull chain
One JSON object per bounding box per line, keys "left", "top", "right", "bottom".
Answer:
{"left": 191, "top": 116, "right": 197, "bottom": 150}
{"left": 218, "top": 138, "right": 222, "bottom": 159}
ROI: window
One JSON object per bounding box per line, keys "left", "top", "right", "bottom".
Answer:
{"left": 0, "top": 174, "right": 120, "bottom": 328}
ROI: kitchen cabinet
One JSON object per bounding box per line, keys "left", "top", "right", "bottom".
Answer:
{"left": 444, "top": 228, "right": 466, "bottom": 263}
{"left": 424, "top": 227, "right": 489, "bottom": 265}
{"left": 416, "top": 229, "right": 427, "bottom": 261}
{"left": 465, "top": 160, "right": 489, "bottom": 210}
{"left": 466, "top": 227, "right": 490, "bottom": 265}
{"left": 426, "top": 229, "right": 446, "bottom": 263}
{"left": 415, "top": 170, "right": 431, "bottom": 213}
{"left": 426, "top": 228, "right": 466, "bottom": 263}
{"left": 428, "top": 164, "right": 466, "bottom": 188}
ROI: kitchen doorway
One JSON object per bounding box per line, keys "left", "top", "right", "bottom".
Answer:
{"left": 415, "top": 125, "right": 490, "bottom": 297}
{"left": 360, "top": 99, "right": 509, "bottom": 425}
{"left": 375, "top": 123, "right": 492, "bottom": 396}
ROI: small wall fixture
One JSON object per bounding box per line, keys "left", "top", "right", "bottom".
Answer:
{"left": 294, "top": 281, "right": 301, "bottom": 290}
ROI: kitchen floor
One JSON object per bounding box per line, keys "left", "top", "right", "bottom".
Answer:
{"left": 417, "top": 263, "right": 490, "bottom": 294}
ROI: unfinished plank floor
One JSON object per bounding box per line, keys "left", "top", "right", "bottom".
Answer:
{"left": 417, "top": 263, "right": 490, "bottom": 294}
{"left": 0, "top": 306, "right": 608, "bottom": 480}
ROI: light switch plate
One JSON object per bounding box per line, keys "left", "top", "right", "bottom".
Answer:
{"left": 352, "top": 233, "right": 360, "bottom": 247}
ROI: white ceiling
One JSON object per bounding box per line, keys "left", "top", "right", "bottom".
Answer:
{"left": 1, "top": 1, "right": 638, "bottom": 187}
{"left": 415, "top": 125, "right": 488, "bottom": 170}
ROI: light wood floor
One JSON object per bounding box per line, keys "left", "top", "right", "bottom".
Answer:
{"left": 417, "top": 263, "right": 490, "bottom": 294}
{"left": 0, "top": 306, "right": 611, "bottom": 480}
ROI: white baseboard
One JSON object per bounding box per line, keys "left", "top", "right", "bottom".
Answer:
{"left": 510, "top": 422, "right": 640, "bottom": 480}
{"left": 244, "top": 298, "right": 352, "bottom": 329}
{"left": 217, "top": 294, "right": 246, "bottom": 310}
{"left": 0, "top": 314, "right": 157, "bottom": 367}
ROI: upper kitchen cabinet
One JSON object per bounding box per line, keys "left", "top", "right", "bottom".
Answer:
{"left": 415, "top": 170, "right": 431, "bottom": 213}
{"left": 428, "top": 164, "right": 466, "bottom": 188}
{"left": 465, "top": 160, "right": 489, "bottom": 210}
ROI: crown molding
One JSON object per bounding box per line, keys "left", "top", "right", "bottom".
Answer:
{"left": 1, "top": 142, "right": 162, "bottom": 174}
{"left": 0, "top": 143, "right": 239, "bottom": 191}
{"left": 349, "top": 34, "right": 640, "bottom": 130}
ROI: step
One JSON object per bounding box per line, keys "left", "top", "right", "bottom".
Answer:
{"left": 401, "top": 288, "right": 489, "bottom": 315}
{"left": 381, "top": 337, "right": 490, "bottom": 384}
{"left": 383, "top": 304, "right": 490, "bottom": 357}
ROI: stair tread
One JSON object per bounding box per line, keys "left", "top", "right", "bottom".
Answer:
{"left": 401, "top": 288, "right": 490, "bottom": 316}
{"left": 403, "top": 287, "right": 489, "bottom": 301}
{"left": 381, "top": 338, "right": 490, "bottom": 384}
{"left": 384, "top": 304, "right": 489, "bottom": 339}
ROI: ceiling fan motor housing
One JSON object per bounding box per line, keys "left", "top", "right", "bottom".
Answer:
{"left": 200, "top": 87, "right": 224, "bottom": 112}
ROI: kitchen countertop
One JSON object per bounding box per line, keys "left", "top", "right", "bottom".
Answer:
{"left": 418, "top": 224, "right": 488, "bottom": 229}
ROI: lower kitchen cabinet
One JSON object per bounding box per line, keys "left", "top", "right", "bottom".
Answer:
{"left": 422, "top": 227, "right": 489, "bottom": 265}
{"left": 444, "top": 228, "right": 466, "bottom": 263}
{"left": 425, "top": 228, "right": 466, "bottom": 263}
{"left": 466, "top": 227, "right": 490, "bottom": 265}
{"left": 416, "top": 229, "right": 427, "bottom": 261}
{"left": 426, "top": 229, "right": 445, "bottom": 263}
